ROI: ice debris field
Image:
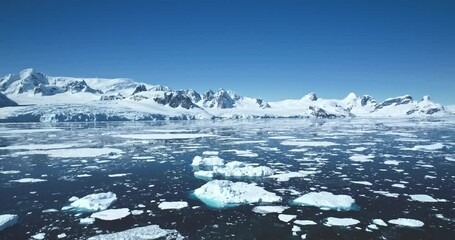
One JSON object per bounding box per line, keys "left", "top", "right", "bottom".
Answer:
{"left": 0, "top": 118, "right": 454, "bottom": 239}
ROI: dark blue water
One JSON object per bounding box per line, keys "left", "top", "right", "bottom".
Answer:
{"left": 0, "top": 119, "right": 454, "bottom": 239}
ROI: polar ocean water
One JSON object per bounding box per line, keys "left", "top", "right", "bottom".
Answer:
{"left": 0, "top": 118, "right": 454, "bottom": 239}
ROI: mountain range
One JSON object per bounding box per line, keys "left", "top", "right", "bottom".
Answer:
{"left": 0, "top": 69, "right": 452, "bottom": 122}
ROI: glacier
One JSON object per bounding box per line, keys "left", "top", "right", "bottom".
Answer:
{"left": 0, "top": 69, "right": 451, "bottom": 122}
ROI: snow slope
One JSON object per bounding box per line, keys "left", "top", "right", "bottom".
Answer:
{"left": 0, "top": 69, "right": 451, "bottom": 122}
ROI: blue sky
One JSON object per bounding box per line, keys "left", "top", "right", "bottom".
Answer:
{"left": 1, "top": 0, "right": 454, "bottom": 104}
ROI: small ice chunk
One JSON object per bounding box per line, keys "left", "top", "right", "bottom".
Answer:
{"left": 349, "top": 154, "right": 374, "bottom": 162}
{"left": 384, "top": 160, "right": 400, "bottom": 165}
{"left": 158, "top": 201, "right": 189, "bottom": 210}
{"left": 68, "top": 196, "right": 79, "bottom": 202}
{"left": 372, "top": 219, "right": 388, "bottom": 226}
{"left": 350, "top": 181, "right": 372, "bottom": 186}
{"left": 202, "top": 151, "right": 219, "bottom": 155}
{"left": 79, "top": 217, "right": 95, "bottom": 225}
{"left": 0, "top": 214, "right": 18, "bottom": 231}
{"left": 91, "top": 208, "right": 131, "bottom": 221}
{"left": 191, "top": 156, "right": 225, "bottom": 166}
{"left": 213, "top": 165, "right": 275, "bottom": 178}
{"left": 131, "top": 210, "right": 144, "bottom": 215}
{"left": 252, "top": 206, "right": 289, "bottom": 214}
{"left": 410, "top": 143, "right": 446, "bottom": 151}
{"left": 0, "top": 170, "right": 20, "bottom": 174}
{"left": 278, "top": 214, "right": 297, "bottom": 223}
{"left": 391, "top": 184, "right": 406, "bottom": 189}
{"left": 409, "top": 194, "right": 447, "bottom": 203}
{"left": 194, "top": 180, "right": 282, "bottom": 208}
{"left": 32, "top": 233, "right": 46, "bottom": 239}
{"left": 194, "top": 170, "right": 214, "bottom": 179}
{"left": 388, "top": 218, "right": 424, "bottom": 227}
{"left": 65, "top": 192, "right": 117, "bottom": 212}
{"left": 9, "top": 178, "right": 46, "bottom": 183}
{"left": 268, "top": 171, "right": 318, "bottom": 182}
{"left": 367, "top": 224, "right": 378, "bottom": 230}
{"left": 87, "top": 225, "right": 184, "bottom": 240}
{"left": 108, "top": 173, "right": 130, "bottom": 178}
{"left": 324, "top": 217, "right": 360, "bottom": 226}
{"left": 57, "top": 233, "right": 67, "bottom": 238}
{"left": 281, "top": 140, "right": 338, "bottom": 147}
{"left": 292, "top": 191, "right": 356, "bottom": 211}
{"left": 292, "top": 225, "right": 301, "bottom": 232}
{"left": 294, "top": 220, "right": 317, "bottom": 226}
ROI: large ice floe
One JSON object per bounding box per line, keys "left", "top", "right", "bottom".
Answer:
{"left": 193, "top": 180, "right": 282, "bottom": 208}
{"left": 388, "top": 218, "right": 424, "bottom": 227}
{"left": 87, "top": 225, "right": 184, "bottom": 240}
{"left": 158, "top": 201, "right": 189, "bottom": 210}
{"left": 0, "top": 214, "right": 18, "bottom": 231}
{"left": 90, "top": 208, "right": 131, "bottom": 221}
{"left": 191, "top": 156, "right": 225, "bottom": 166}
{"left": 62, "top": 192, "right": 117, "bottom": 212}
{"left": 291, "top": 191, "right": 357, "bottom": 211}
{"left": 324, "top": 217, "right": 360, "bottom": 227}
{"left": 408, "top": 194, "right": 447, "bottom": 203}
{"left": 193, "top": 160, "right": 275, "bottom": 179}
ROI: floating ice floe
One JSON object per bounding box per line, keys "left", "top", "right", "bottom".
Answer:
{"left": 202, "top": 151, "right": 219, "bottom": 155}
{"left": 294, "top": 220, "right": 317, "bottom": 226}
{"left": 31, "top": 233, "right": 46, "bottom": 239}
{"left": 384, "top": 160, "right": 401, "bottom": 165}
{"left": 108, "top": 173, "right": 131, "bottom": 178}
{"left": 268, "top": 171, "right": 318, "bottom": 182}
{"left": 87, "top": 225, "right": 184, "bottom": 240}
{"left": 191, "top": 156, "right": 225, "bottom": 166}
{"left": 349, "top": 154, "right": 374, "bottom": 162}
{"left": 91, "top": 208, "right": 131, "bottom": 221}
{"left": 0, "top": 170, "right": 20, "bottom": 174}
{"left": 372, "top": 219, "right": 388, "bottom": 226}
{"left": 281, "top": 140, "right": 338, "bottom": 147}
{"left": 113, "top": 133, "right": 214, "bottom": 140}
{"left": 79, "top": 217, "right": 95, "bottom": 225}
{"left": 158, "top": 201, "right": 189, "bottom": 210}
{"left": 0, "top": 214, "right": 18, "bottom": 231}
{"left": 409, "top": 194, "right": 447, "bottom": 203}
{"left": 388, "top": 218, "right": 424, "bottom": 227}
{"left": 292, "top": 191, "right": 357, "bottom": 211}
{"left": 373, "top": 191, "right": 399, "bottom": 198}
{"left": 407, "top": 143, "right": 446, "bottom": 151}
{"left": 350, "top": 181, "right": 373, "bottom": 186}
{"left": 212, "top": 165, "right": 275, "bottom": 178}
{"left": 252, "top": 206, "right": 289, "bottom": 214}
{"left": 278, "top": 214, "right": 297, "bottom": 223}
{"left": 229, "top": 150, "right": 258, "bottom": 157}
{"left": 194, "top": 180, "right": 282, "bottom": 208}
{"left": 391, "top": 184, "right": 406, "bottom": 189}
{"left": 63, "top": 192, "right": 117, "bottom": 212}
{"left": 0, "top": 143, "right": 80, "bottom": 150}
{"left": 18, "top": 148, "right": 123, "bottom": 158}
{"left": 324, "top": 217, "right": 360, "bottom": 226}
{"left": 9, "top": 178, "right": 46, "bottom": 183}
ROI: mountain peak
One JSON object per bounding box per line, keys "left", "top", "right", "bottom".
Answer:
{"left": 422, "top": 95, "right": 431, "bottom": 101}
{"left": 344, "top": 92, "right": 359, "bottom": 100}
{"left": 302, "top": 92, "right": 318, "bottom": 101}
{"left": 20, "top": 68, "right": 39, "bottom": 78}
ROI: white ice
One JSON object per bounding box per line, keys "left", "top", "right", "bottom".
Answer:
{"left": 292, "top": 191, "right": 356, "bottom": 211}
{"left": 91, "top": 208, "right": 131, "bottom": 221}
{"left": 268, "top": 171, "right": 317, "bottom": 182}
{"left": 191, "top": 156, "right": 225, "bottom": 166}
{"left": 409, "top": 194, "right": 447, "bottom": 203}
{"left": 9, "top": 178, "right": 46, "bottom": 183}
{"left": 114, "top": 133, "right": 214, "bottom": 140}
{"left": 0, "top": 214, "right": 18, "bottom": 231}
{"left": 87, "top": 225, "right": 184, "bottom": 240}
{"left": 252, "top": 206, "right": 289, "bottom": 214}
{"left": 194, "top": 180, "right": 282, "bottom": 208}
{"left": 324, "top": 217, "right": 360, "bottom": 226}
{"left": 294, "top": 220, "right": 317, "bottom": 226}
{"left": 278, "top": 214, "right": 297, "bottom": 223}
{"left": 64, "top": 192, "right": 117, "bottom": 212}
{"left": 19, "top": 148, "right": 123, "bottom": 158}
{"left": 158, "top": 201, "right": 189, "bottom": 210}
{"left": 388, "top": 218, "right": 424, "bottom": 227}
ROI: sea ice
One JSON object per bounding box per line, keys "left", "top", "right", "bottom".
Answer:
{"left": 191, "top": 156, "right": 225, "bottom": 166}
{"left": 294, "top": 220, "right": 317, "bottom": 226}
{"left": 324, "top": 217, "right": 360, "bottom": 226}
{"left": 278, "top": 214, "right": 297, "bottom": 223}
{"left": 372, "top": 219, "right": 388, "bottom": 226}
{"left": 349, "top": 154, "right": 374, "bottom": 162}
{"left": 384, "top": 160, "right": 401, "bottom": 165}
{"left": 20, "top": 148, "right": 123, "bottom": 158}
{"left": 292, "top": 191, "right": 356, "bottom": 211}
{"left": 64, "top": 192, "right": 117, "bottom": 212}
{"left": 87, "top": 225, "right": 184, "bottom": 240}
{"left": 91, "top": 208, "right": 131, "bottom": 221}
{"left": 409, "top": 194, "right": 447, "bottom": 203}
{"left": 350, "top": 181, "right": 373, "bottom": 186}
{"left": 114, "top": 133, "right": 214, "bottom": 140}
{"left": 388, "top": 218, "right": 424, "bottom": 227}
{"left": 158, "top": 201, "right": 189, "bottom": 210}
{"left": 0, "top": 214, "right": 18, "bottom": 231}
{"left": 252, "top": 206, "right": 289, "bottom": 214}
{"left": 268, "top": 171, "right": 317, "bottom": 182}
{"left": 281, "top": 140, "right": 338, "bottom": 147}
{"left": 9, "top": 178, "right": 46, "bottom": 183}
{"left": 194, "top": 180, "right": 282, "bottom": 208}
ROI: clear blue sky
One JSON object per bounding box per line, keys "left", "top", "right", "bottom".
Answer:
{"left": 1, "top": 0, "right": 454, "bottom": 104}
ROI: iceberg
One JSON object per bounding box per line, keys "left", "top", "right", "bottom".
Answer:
{"left": 292, "top": 191, "right": 357, "bottom": 211}
{"left": 63, "top": 192, "right": 117, "bottom": 212}
{"left": 0, "top": 214, "right": 18, "bottom": 231}
{"left": 87, "top": 225, "right": 184, "bottom": 240}
{"left": 193, "top": 180, "right": 282, "bottom": 208}
{"left": 191, "top": 156, "right": 225, "bottom": 166}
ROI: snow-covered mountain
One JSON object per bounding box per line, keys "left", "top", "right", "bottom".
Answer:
{"left": 0, "top": 69, "right": 451, "bottom": 122}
